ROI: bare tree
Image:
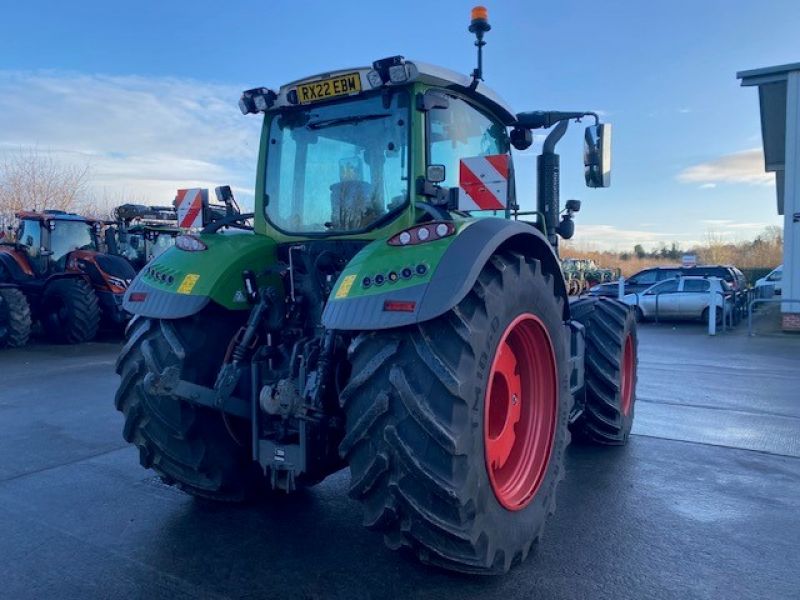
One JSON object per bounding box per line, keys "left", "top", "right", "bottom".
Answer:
{"left": 0, "top": 148, "right": 90, "bottom": 219}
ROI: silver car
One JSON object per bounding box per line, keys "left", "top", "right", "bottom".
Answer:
{"left": 622, "top": 276, "right": 732, "bottom": 323}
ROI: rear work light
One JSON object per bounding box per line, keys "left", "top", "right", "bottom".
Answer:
{"left": 176, "top": 235, "right": 207, "bottom": 252}
{"left": 387, "top": 221, "right": 456, "bottom": 246}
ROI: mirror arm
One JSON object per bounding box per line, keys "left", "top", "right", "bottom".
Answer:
{"left": 516, "top": 110, "right": 599, "bottom": 130}
{"left": 415, "top": 177, "right": 452, "bottom": 207}
{"left": 542, "top": 119, "right": 569, "bottom": 154}
{"left": 537, "top": 120, "right": 569, "bottom": 251}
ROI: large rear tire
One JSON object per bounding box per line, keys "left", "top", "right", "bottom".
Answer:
{"left": 0, "top": 287, "right": 32, "bottom": 348}
{"left": 340, "top": 251, "right": 572, "bottom": 574}
{"left": 115, "top": 316, "right": 264, "bottom": 501}
{"left": 570, "top": 297, "right": 638, "bottom": 444}
{"left": 41, "top": 278, "right": 100, "bottom": 344}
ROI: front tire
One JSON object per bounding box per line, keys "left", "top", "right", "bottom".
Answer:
{"left": 0, "top": 287, "right": 32, "bottom": 348}
{"left": 41, "top": 278, "right": 100, "bottom": 343}
{"left": 340, "top": 251, "right": 572, "bottom": 574}
{"left": 115, "top": 316, "right": 264, "bottom": 501}
{"left": 570, "top": 297, "right": 638, "bottom": 444}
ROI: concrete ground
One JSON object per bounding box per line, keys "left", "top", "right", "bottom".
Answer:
{"left": 0, "top": 324, "right": 798, "bottom": 600}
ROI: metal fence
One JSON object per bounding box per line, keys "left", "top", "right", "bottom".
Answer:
{"left": 626, "top": 289, "right": 736, "bottom": 335}
{"left": 747, "top": 298, "right": 800, "bottom": 336}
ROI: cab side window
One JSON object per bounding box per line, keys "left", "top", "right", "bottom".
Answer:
{"left": 428, "top": 96, "right": 509, "bottom": 189}
{"left": 17, "top": 220, "right": 41, "bottom": 258}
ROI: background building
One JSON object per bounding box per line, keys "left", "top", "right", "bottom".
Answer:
{"left": 739, "top": 62, "right": 800, "bottom": 330}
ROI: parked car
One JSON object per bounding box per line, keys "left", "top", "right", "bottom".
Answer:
{"left": 755, "top": 265, "right": 782, "bottom": 296}
{"left": 590, "top": 264, "right": 747, "bottom": 297}
{"left": 621, "top": 276, "right": 733, "bottom": 323}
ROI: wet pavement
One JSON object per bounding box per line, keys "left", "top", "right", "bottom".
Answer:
{"left": 0, "top": 324, "right": 798, "bottom": 599}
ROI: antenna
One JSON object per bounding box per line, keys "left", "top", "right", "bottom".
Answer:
{"left": 468, "top": 6, "right": 491, "bottom": 85}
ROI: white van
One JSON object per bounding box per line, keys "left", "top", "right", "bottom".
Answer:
{"left": 755, "top": 265, "right": 782, "bottom": 296}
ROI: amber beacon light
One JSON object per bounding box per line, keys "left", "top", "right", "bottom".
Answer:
{"left": 468, "top": 6, "right": 491, "bottom": 82}
{"left": 470, "top": 5, "right": 489, "bottom": 25}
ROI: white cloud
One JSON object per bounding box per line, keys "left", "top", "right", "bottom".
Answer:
{"left": 567, "top": 224, "right": 675, "bottom": 251}
{"left": 0, "top": 70, "right": 261, "bottom": 209}
{"left": 677, "top": 148, "right": 773, "bottom": 186}
{"left": 701, "top": 218, "right": 775, "bottom": 233}
{"left": 699, "top": 182, "right": 716, "bottom": 189}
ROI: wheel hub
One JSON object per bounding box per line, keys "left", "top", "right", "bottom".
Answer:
{"left": 484, "top": 313, "right": 558, "bottom": 511}
{"left": 486, "top": 340, "right": 522, "bottom": 470}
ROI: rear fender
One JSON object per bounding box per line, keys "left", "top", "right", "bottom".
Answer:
{"left": 322, "top": 218, "right": 568, "bottom": 330}
{"left": 0, "top": 246, "right": 34, "bottom": 280}
{"left": 67, "top": 250, "right": 136, "bottom": 294}
{"left": 122, "top": 233, "right": 280, "bottom": 319}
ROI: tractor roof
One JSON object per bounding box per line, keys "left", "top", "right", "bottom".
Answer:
{"left": 273, "top": 59, "right": 517, "bottom": 125}
{"left": 16, "top": 210, "right": 93, "bottom": 222}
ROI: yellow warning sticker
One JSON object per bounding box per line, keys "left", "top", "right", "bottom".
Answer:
{"left": 335, "top": 274, "right": 356, "bottom": 299}
{"left": 177, "top": 273, "right": 200, "bottom": 294}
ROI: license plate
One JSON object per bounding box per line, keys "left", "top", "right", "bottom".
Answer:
{"left": 296, "top": 72, "right": 362, "bottom": 105}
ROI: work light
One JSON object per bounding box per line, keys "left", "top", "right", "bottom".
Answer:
{"left": 239, "top": 87, "right": 277, "bottom": 115}
{"left": 176, "top": 235, "right": 207, "bottom": 252}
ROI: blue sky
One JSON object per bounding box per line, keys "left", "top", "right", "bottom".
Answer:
{"left": 1, "top": 0, "right": 798, "bottom": 249}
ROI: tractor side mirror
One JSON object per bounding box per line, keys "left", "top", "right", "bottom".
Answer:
{"left": 584, "top": 123, "right": 612, "bottom": 188}
{"left": 215, "top": 185, "right": 233, "bottom": 204}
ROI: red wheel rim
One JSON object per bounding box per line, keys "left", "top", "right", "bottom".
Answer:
{"left": 620, "top": 334, "right": 635, "bottom": 416}
{"left": 484, "top": 314, "right": 558, "bottom": 511}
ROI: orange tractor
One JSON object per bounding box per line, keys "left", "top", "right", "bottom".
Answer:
{"left": 0, "top": 210, "right": 135, "bottom": 343}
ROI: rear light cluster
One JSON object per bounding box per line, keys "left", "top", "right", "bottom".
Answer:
{"left": 387, "top": 221, "right": 456, "bottom": 246}
{"left": 176, "top": 235, "right": 207, "bottom": 252}
{"left": 362, "top": 263, "right": 428, "bottom": 288}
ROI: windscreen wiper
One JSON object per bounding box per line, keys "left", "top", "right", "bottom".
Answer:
{"left": 307, "top": 113, "right": 391, "bottom": 130}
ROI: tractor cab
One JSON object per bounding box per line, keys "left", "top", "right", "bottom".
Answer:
{"left": 242, "top": 55, "right": 610, "bottom": 253}
{"left": 14, "top": 211, "right": 99, "bottom": 275}
{"left": 246, "top": 61, "right": 520, "bottom": 242}
{"left": 112, "top": 204, "right": 181, "bottom": 271}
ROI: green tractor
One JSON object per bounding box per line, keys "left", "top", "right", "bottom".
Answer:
{"left": 112, "top": 193, "right": 251, "bottom": 271}
{"left": 111, "top": 204, "right": 182, "bottom": 271}
{"left": 116, "top": 7, "right": 637, "bottom": 574}
{"left": 562, "top": 258, "right": 618, "bottom": 295}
